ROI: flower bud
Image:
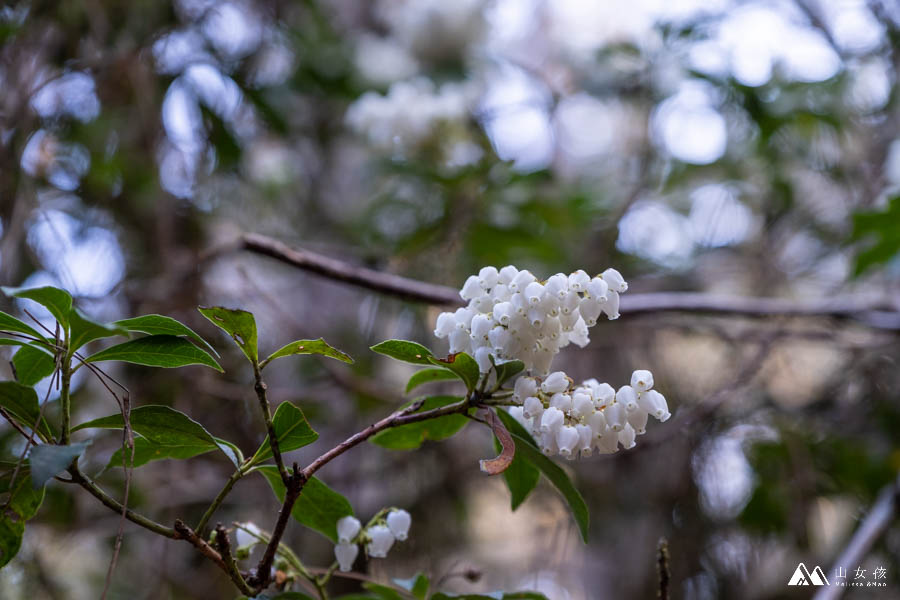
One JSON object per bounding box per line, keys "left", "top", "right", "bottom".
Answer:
{"left": 236, "top": 522, "right": 261, "bottom": 548}
{"left": 337, "top": 516, "right": 361, "bottom": 543}
{"left": 366, "top": 525, "right": 395, "bottom": 558}
{"left": 386, "top": 509, "right": 411, "bottom": 541}
{"left": 335, "top": 542, "right": 359, "bottom": 572}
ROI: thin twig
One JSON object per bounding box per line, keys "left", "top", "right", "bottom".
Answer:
{"left": 173, "top": 519, "right": 226, "bottom": 570}
{"left": 657, "top": 538, "right": 670, "bottom": 600}
{"left": 239, "top": 233, "right": 900, "bottom": 328}
{"left": 196, "top": 468, "right": 244, "bottom": 534}
{"left": 813, "top": 474, "right": 900, "bottom": 600}
{"left": 254, "top": 366, "right": 289, "bottom": 484}
{"left": 249, "top": 464, "right": 306, "bottom": 590}
{"left": 214, "top": 524, "right": 254, "bottom": 596}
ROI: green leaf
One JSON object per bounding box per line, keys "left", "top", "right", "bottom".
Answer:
{"left": 0, "top": 381, "right": 54, "bottom": 439}
{"left": 114, "top": 314, "right": 219, "bottom": 357}
{"left": 362, "top": 583, "right": 405, "bottom": 600}
{"left": 370, "top": 340, "right": 434, "bottom": 365}
{"left": 251, "top": 402, "right": 319, "bottom": 464}
{"left": 68, "top": 308, "right": 128, "bottom": 351}
{"left": 428, "top": 352, "right": 480, "bottom": 393}
{"left": 405, "top": 368, "right": 459, "bottom": 393}
{"left": 85, "top": 335, "right": 222, "bottom": 371}
{"left": 12, "top": 345, "right": 56, "bottom": 386}
{"left": 394, "top": 574, "right": 429, "bottom": 599}
{"left": 493, "top": 359, "right": 525, "bottom": 388}
{"left": 262, "top": 338, "right": 353, "bottom": 368}
{"left": 0, "top": 310, "right": 43, "bottom": 339}
{"left": 73, "top": 405, "right": 238, "bottom": 467}
{"left": 370, "top": 396, "right": 468, "bottom": 450}
{"left": 493, "top": 432, "right": 539, "bottom": 511}
{"left": 29, "top": 442, "right": 91, "bottom": 487}
{"left": 198, "top": 306, "right": 258, "bottom": 364}
{"left": 1, "top": 286, "right": 72, "bottom": 329}
{"left": 256, "top": 466, "right": 353, "bottom": 542}
{"left": 495, "top": 410, "right": 589, "bottom": 543}
{"left": 0, "top": 467, "right": 45, "bottom": 567}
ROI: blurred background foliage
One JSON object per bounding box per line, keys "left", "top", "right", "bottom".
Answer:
{"left": 1, "top": 0, "right": 899, "bottom": 598}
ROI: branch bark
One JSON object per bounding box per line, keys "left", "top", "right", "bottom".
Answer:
{"left": 239, "top": 233, "right": 900, "bottom": 328}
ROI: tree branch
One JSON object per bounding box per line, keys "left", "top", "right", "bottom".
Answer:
{"left": 66, "top": 466, "right": 178, "bottom": 539}
{"left": 239, "top": 233, "right": 900, "bottom": 328}
{"left": 254, "top": 366, "right": 289, "bottom": 484}
{"left": 813, "top": 474, "right": 900, "bottom": 600}
{"left": 214, "top": 524, "right": 254, "bottom": 596}
{"left": 300, "top": 397, "right": 467, "bottom": 481}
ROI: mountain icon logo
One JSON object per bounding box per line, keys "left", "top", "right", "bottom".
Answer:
{"left": 788, "top": 563, "right": 830, "bottom": 586}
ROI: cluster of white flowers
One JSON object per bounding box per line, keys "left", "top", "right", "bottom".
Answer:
{"left": 345, "top": 78, "right": 478, "bottom": 153}
{"left": 333, "top": 509, "right": 411, "bottom": 572}
{"left": 434, "top": 266, "right": 629, "bottom": 375}
{"left": 508, "top": 369, "right": 670, "bottom": 457}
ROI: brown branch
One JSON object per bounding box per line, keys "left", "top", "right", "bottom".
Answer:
{"left": 214, "top": 524, "right": 254, "bottom": 596}
{"left": 249, "top": 464, "right": 305, "bottom": 591}
{"left": 239, "top": 233, "right": 900, "bottom": 328}
{"left": 657, "top": 538, "right": 670, "bottom": 600}
{"left": 300, "top": 397, "right": 466, "bottom": 480}
{"left": 813, "top": 474, "right": 900, "bottom": 600}
{"left": 254, "top": 366, "right": 289, "bottom": 484}
{"left": 174, "top": 519, "right": 226, "bottom": 570}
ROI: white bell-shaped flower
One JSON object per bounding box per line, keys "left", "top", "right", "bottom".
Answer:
{"left": 572, "top": 391, "right": 594, "bottom": 419}
{"left": 544, "top": 273, "right": 569, "bottom": 298}
{"left": 568, "top": 270, "right": 590, "bottom": 292}
{"left": 540, "top": 406, "right": 564, "bottom": 434}
{"left": 386, "top": 509, "right": 411, "bottom": 541}
{"left": 627, "top": 406, "right": 649, "bottom": 434}
{"left": 474, "top": 346, "right": 492, "bottom": 372}
{"left": 556, "top": 425, "right": 580, "bottom": 458}
{"left": 618, "top": 423, "right": 637, "bottom": 449}
{"left": 630, "top": 370, "right": 654, "bottom": 392}
{"left": 366, "top": 525, "right": 395, "bottom": 558}
{"left": 498, "top": 265, "right": 518, "bottom": 284}
{"left": 616, "top": 385, "right": 639, "bottom": 412}
{"left": 644, "top": 390, "right": 671, "bottom": 421}
{"left": 604, "top": 402, "right": 625, "bottom": 431}
{"left": 460, "top": 275, "right": 482, "bottom": 300}
{"left": 540, "top": 430, "right": 559, "bottom": 456}
{"left": 576, "top": 423, "right": 594, "bottom": 456}
{"left": 523, "top": 396, "right": 544, "bottom": 420}
{"left": 509, "top": 269, "right": 535, "bottom": 292}
{"left": 550, "top": 392, "right": 573, "bottom": 414}
{"left": 470, "top": 314, "right": 492, "bottom": 339}
{"left": 478, "top": 266, "right": 499, "bottom": 289}
{"left": 335, "top": 541, "right": 359, "bottom": 572}
{"left": 588, "top": 410, "right": 607, "bottom": 435}
{"left": 524, "top": 281, "right": 544, "bottom": 305}
{"left": 579, "top": 298, "right": 603, "bottom": 326}
{"left": 541, "top": 371, "right": 569, "bottom": 394}
{"left": 560, "top": 291, "right": 579, "bottom": 315}
{"left": 514, "top": 376, "right": 537, "bottom": 400}
{"left": 601, "top": 291, "right": 620, "bottom": 320}
{"left": 601, "top": 268, "right": 628, "bottom": 292}
{"left": 595, "top": 427, "right": 620, "bottom": 454}
{"left": 592, "top": 382, "right": 615, "bottom": 407}
{"left": 587, "top": 277, "right": 609, "bottom": 301}
{"left": 337, "top": 516, "right": 361, "bottom": 543}
{"left": 448, "top": 328, "right": 469, "bottom": 354}
{"left": 493, "top": 302, "right": 513, "bottom": 326}
{"left": 434, "top": 312, "right": 455, "bottom": 338}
